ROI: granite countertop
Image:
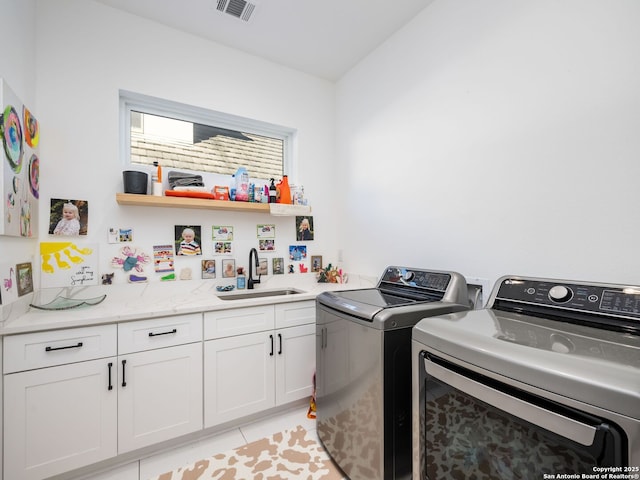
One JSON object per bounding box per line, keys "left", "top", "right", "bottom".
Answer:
{"left": 0, "top": 273, "right": 375, "bottom": 336}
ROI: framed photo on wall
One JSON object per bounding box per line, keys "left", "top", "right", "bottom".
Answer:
{"left": 311, "top": 255, "right": 322, "bottom": 272}
{"left": 16, "top": 262, "right": 33, "bottom": 296}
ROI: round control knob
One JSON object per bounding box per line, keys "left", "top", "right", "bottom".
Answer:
{"left": 548, "top": 285, "right": 573, "bottom": 303}
{"left": 403, "top": 271, "right": 415, "bottom": 282}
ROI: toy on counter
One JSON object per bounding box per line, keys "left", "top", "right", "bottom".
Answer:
{"left": 316, "top": 264, "right": 346, "bottom": 284}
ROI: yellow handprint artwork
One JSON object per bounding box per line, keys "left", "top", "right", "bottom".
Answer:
{"left": 40, "top": 242, "right": 98, "bottom": 287}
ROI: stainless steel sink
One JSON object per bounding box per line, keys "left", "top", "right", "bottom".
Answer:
{"left": 217, "top": 288, "right": 305, "bottom": 300}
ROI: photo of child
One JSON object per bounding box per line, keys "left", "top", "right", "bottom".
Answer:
{"left": 214, "top": 241, "right": 232, "bottom": 254}
{"left": 202, "top": 259, "right": 216, "bottom": 279}
{"left": 49, "top": 199, "right": 88, "bottom": 236}
{"left": 175, "top": 225, "right": 202, "bottom": 256}
{"left": 296, "top": 216, "right": 313, "bottom": 241}
{"left": 222, "top": 259, "right": 235, "bottom": 278}
{"left": 272, "top": 258, "right": 284, "bottom": 275}
{"left": 289, "top": 245, "right": 307, "bottom": 261}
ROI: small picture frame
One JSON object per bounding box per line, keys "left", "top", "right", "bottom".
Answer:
{"left": 311, "top": 255, "right": 323, "bottom": 272}
{"left": 222, "top": 259, "right": 236, "bottom": 278}
{"left": 272, "top": 257, "right": 284, "bottom": 275}
{"left": 16, "top": 262, "right": 34, "bottom": 296}
{"left": 258, "top": 258, "right": 268, "bottom": 275}
{"left": 202, "top": 259, "right": 216, "bottom": 279}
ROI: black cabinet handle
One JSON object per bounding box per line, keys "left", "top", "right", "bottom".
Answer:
{"left": 108, "top": 362, "right": 113, "bottom": 391}
{"left": 45, "top": 342, "right": 83, "bottom": 352}
{"left": 148, "top": 328, "right": 177, "bottom": 337}
{"left": 121, "top": 359, "right": 127, "bottom": 387}
{"left": 278, "top": 333, "right": 282, "bottom": 355}
{"left": 269, "top": 334, "right": 274, "bottom": 356}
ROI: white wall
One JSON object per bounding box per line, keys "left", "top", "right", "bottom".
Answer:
{"left": 0, "top": 0, "right": 38, "bottom": 272}
{"left": 27, "top": 0, "right": 336, "bottom": 287}
{"left": 336, "top": 0, "right": 640, "bottom": 288}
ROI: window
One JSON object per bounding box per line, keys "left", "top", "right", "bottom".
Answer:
{"left": 120, "top": 91, "right": 294, "bottom": 182}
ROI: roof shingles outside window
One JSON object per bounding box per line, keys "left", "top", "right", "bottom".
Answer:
{"left": 130, "top": 130, "right": 284, "bottom": 179}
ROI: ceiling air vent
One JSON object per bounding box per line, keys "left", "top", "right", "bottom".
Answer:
{"left": 216, "top": 0, "right": 257, "bottom": 22}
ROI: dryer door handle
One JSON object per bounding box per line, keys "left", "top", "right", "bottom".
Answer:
{"left": 425, "top": 357, "right": 597, "bottom": 446}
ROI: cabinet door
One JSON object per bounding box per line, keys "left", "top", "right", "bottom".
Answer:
{"left": 275, "top": 324, "right": 316, "bottom": 405}
{"left": 4, "top": 358, "right": 117, "bottom": 480}
{"left": 118, "top": 342, "right": 203, "bottom": 453}
{"left": 204, "top": 332, "right": 275, "bottom": 427}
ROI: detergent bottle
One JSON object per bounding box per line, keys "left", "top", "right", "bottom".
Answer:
{"left": 234, "top": 167, "right": 249, "bottom": 202}
{"left": 277, "top": 175, "right": 292, "bottom": 204}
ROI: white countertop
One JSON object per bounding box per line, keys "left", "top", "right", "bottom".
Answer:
{"left": 0, "top": 274, "right": 376, "bottom": 335}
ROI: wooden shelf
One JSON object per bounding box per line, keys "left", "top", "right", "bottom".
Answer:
{"left": 115, "top": 193, "right": 311, "bottom": 215}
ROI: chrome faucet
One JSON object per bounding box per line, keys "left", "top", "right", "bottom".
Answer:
{"left": 248, "top": 248, "right": 261, "bottom": 289}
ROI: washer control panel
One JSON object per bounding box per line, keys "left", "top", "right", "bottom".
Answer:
{"left": 379, "top": 267, "right": 451, "bottom": 292}
{"left": 495, "top": 277, "right": 640, "bottom": 321}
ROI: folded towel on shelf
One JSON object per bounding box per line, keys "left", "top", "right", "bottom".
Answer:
{"left": 167, "top": 171, "right": 204, "bottom": 190}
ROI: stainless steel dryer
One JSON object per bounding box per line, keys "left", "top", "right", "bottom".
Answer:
{"left": 316, "top": 266, "right": 470, "bottom": 480}
{"left": 412, "top": 275, "right": 640, "bottom": 480}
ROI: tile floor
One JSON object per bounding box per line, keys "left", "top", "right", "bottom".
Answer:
{"left": 139, "top": 404, "right": 319, "bottom": 480}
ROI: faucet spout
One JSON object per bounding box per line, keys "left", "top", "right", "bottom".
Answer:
{"left": 248, "top": 248, "right": 261, "bottom": 289}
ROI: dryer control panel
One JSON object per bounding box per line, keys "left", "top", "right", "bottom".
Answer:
{"left": 492, "top": 277, "right": 640, "bottom": 333}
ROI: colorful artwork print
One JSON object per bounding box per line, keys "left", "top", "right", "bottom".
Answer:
{"left": 0, "top": 78, "right": 39, "bottom": 237}
{"left": 112, "top": 246, "right": 151, "bottom": 273}
{"left": 2, "top": 105, "right": 22, "bottom": 171}
{"left": 0, "top": 262, "right": 18, "bottom": 305}
{"left": 23, "top": 106, "right": 39, "bottom": 148}
{"left": 154, "top": 245, "right": 175, "bottom": 273}
{"left": 40, "top": 242, "right": 98, "bottom": 288}
{"left": 28, "top": 154, "right": 38, "bottom": 198}
{"left": 49, "top": 199, "right": 88, "bottom": 236}
{"left": 175, "top": 225, "right": 202, "bottom": 256}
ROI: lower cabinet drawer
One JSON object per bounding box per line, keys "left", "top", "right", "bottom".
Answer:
{"left": 3, "top": 325, "right": 117, "bottom": 373}
{"left": 118, "top": 313, "right": 202, "bottom": 354}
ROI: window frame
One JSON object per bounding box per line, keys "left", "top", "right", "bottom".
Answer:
{"left": 119, "top": 90, "right": 296, "bottom": 182}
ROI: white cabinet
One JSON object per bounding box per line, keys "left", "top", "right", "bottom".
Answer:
{"left": 3, "top": 325, "right": 118, "bottom": 480}
{"left": 2, "top": 314, "right": 203, "bottom": 480}
{"left": 204, "top": 331, "right": 275, "bottom": 425}
{"left": 275, "top": 323, "right": 316, "bottom": 404}
{"left": 204, "top": 301, "right": 316, "bottom": 427}
{"left": 117, "top": 314, "right": 203, "bottom": 453}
